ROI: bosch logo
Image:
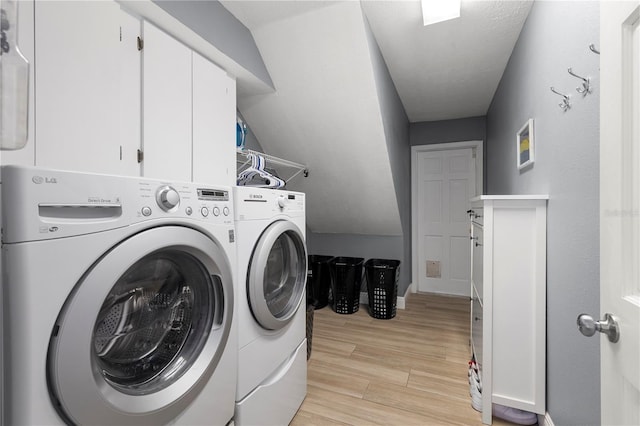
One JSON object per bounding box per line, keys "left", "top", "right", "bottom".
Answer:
{"left": 32, "top": 176, "right": 57, "bottom": 184}
{"left": 249, "top": 194, "right": 263, "bottom": 199}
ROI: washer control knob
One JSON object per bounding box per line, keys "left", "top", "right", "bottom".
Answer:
{"left": 201, "top": 207, "right": 209, "bottom": 217}
{"left": 213, "top": 207, "right": 220, "bottom": 217}
{"left": 223, "top": 206, "right": 230, "bottom": 216}
{"left": 156, "top": 186, "right": 180, "bottom": 211}
{"left": 185, "top": 206, "right": 193, "bottom": 216}
{"left": 277, "top": 195, "right": 286, "bottom": 209}
{"left": 141, "top": 206, "right": 152, "bottom": 216}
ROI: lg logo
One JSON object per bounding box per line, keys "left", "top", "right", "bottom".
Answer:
{"left": 32, "top": 176, "right": 57, "bottom": 184}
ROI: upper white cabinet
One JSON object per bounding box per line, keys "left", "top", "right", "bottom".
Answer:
{"left": 141, "top": 21, "right": 237, "bottom": 186}
{"left": 192, "top": 52, "right": 236, "bottom": 187}
{"left": 141, "top": 20, "right": 192, "bottom": 182}
{"left": 469, "top": 196, "right": 547, "bottom": 425}
{"left": 4, "top": 0, "right": 236, "bottom": 184}
{"left": 34, "top": 0, "right": 134, "bottom": 175}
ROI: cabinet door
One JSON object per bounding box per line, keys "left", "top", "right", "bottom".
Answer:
{"left": 471, "top": 224, "right": 484, "bottom": 299}
{"left": 118, "top": 10, "right": 142, "bottom": 176}
{"left": 34, "top": 0, "right": 122, "bottom": 174}
{"left": 471, "top": 290, "right": 483, "bottom": 368}
{"left": 141, "top": 20, "right": 191, "bottom": 182}
{"left": 192, "top": 52, "right": 236, "bottom": 186}
{"left": 2, "top": 0, "right": 35, "bottom": 167}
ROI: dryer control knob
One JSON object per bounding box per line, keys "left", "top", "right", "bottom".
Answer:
{"left": 156, "top": 186, "right": 180, "bottom": 211}
{"left": 277, "top": 195, "right": 286, "bottom": 209}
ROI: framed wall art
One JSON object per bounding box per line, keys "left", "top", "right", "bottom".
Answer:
{"left": 517, "top": 118, "right": 534, "bottom": 170}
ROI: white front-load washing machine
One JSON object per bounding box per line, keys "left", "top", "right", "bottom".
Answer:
{"left": 233, "top": 186, "right": 307, "bottom": 426}
{"left": 1, "top": 166, "right": 237, "bottom": 425}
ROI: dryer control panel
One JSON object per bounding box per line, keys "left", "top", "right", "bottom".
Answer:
{"left": 234, "top": 186, "right": 305, "bottom": 221}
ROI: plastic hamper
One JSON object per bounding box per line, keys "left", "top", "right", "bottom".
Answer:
{"left": 328, "top": 257, "right": 364, "bottom": 314}
{"left": 365, "top": 259, "right": 401, "bottom": 319}
{"left": 306, "top": 255, "right": 333, "bottom": 309}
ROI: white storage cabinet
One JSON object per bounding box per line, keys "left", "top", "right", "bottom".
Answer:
{"left": 469, "top": 196, "right": 547, "bottom": 425}
{"left": 4, "top": 0, "right": 237, "bottom": 185}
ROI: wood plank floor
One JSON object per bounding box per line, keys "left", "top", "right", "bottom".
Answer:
{"left": 291, "top": 292, "right": 530, "bottom": 426}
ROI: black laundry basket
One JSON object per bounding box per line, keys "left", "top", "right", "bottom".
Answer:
{"left": 306, "top": 303, "right": 314, "bottom": 360}
{"left": 307, "top": 255, "right": 333, "bottom": 309}
{"left": 365, "top": 259, "right": 401, "bottom": 319}
{"left": 329, "top": 257, "right": 364, "bottom": 314}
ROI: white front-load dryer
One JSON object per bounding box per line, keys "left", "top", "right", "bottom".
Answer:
{"left": 1, "top": 166, "right": 237, "bottom": 425}
{"left": 233, "top": 186, "right": 308, "bottom": 426}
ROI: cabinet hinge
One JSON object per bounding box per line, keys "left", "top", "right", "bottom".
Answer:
{"left": 137, "top": 149, "right": 144, "bottom": 163}
{"left": 137, "top": 36, "right": 144, "bottom": 51}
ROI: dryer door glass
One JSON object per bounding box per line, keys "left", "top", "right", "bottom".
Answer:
{"left": 92, "top": 249, "right": 219, "bottom": 395}
{"left": 249, "top": 220, "right": 307, "bottom": 330}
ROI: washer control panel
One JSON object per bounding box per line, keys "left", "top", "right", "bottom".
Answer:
{"left": 0, "top": 165, "right": 235, "bottom": 243}
{"left": 137, "top": 180, "right": 232, "bottom": 225}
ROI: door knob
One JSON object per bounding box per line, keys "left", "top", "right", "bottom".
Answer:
{"left": 577, "top": 313, "right": 620, "bottom": 343}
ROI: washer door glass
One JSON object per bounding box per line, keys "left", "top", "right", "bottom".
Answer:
{"left": 47, "top": 226, "right": 233, "bottom": 425}
{"left": 249, "top": 220, "right": 307, "bottom": 330}
{"left": 93, "top": 249, "right": 216, "bottom": 395}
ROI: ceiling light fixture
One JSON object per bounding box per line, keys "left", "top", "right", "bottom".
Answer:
{"left": 421, "top": 0, "right": 461, "bottom": 26}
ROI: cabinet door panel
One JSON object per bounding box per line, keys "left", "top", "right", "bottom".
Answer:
{"left": 142, "top": 20, "right": 191, "bottom": 181}
{"left": 2, "top": 0, "right": 35, "bottom": 167}
{"left": 472, "top": 224, "right": 483, "bottom": 299}
{"left": 472, "top": 290, "right": 483, "bottom": 369}
{"left": 35, "top": 0, "right": 122, "bottom": 174}
{"left": 192, "top": 52, "right": 236, "bottom": 186}
{"left": 118, "top": 10, "right": 142, "bottom": 176}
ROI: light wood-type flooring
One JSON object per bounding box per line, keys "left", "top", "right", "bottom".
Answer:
{"left": 291, "top": 292, "right": 530, "bottom": 426}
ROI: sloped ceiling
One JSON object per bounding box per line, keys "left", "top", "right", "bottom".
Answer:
{"left": 220, "top": 0, "right": 533, "bottom": 236}
{"left": 234, "top": 1, "right": 403, "bottom": 235}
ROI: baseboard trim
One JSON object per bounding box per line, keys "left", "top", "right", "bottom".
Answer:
{"left": 541, "top": 412, "right": 555, "bottom": 426}
{"left": 358, "top": 284, "right": 412, "bottom": 310}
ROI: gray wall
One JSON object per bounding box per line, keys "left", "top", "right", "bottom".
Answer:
{"left": 151, "top": 0, "right": 273, "bottom": 90}
{"left": 410, "top": 116, "right": 487, "bottom": 192}
{"left": 410, "top": 116, "right": 486, "bottom": 146}
{"left": 486, "top": 1, "right": 600, "bottom": 424}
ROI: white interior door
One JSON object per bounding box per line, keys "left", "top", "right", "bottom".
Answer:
{"left": 600, "top": 2, "right": 640, "bottom": 424}
{"left": 416, "top": 148, "right": 475, "bottom": 296}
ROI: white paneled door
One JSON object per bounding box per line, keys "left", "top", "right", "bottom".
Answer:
{"left": 599, "top": 2, "right": 640, "bottom": 424}
{"left": 416, "top": 148, "right": 475, "bottom": 296}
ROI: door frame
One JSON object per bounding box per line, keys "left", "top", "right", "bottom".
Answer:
{"left": 410, "top": 140, "right": 484, "bottom": 294}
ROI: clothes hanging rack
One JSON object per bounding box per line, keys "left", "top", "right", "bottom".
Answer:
{"left": 236, "top": 148, "right": 308, "bottom": 185}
